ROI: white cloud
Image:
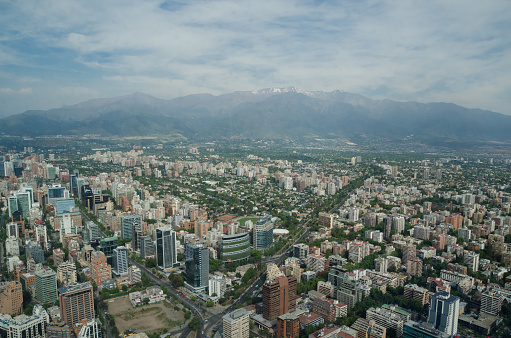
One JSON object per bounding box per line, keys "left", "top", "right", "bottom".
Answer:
{"left": 0, "top": 0, "right": 510, "bottom": 115}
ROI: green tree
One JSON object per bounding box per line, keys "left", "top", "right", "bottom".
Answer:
{"left": 188, "top": 317, "right": 200, "bottom": 331}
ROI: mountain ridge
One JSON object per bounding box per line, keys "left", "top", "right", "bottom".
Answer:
{"left": 1, "top": 88, "right": 510, "bottom": 147}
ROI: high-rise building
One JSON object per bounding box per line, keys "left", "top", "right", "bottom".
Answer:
{"left": 223, "top": 308, "right": 250, "bottom": 338}
{"left": 392, "top": 216, "right": 405, "bottom": 234}
{"left": 383, "top": 217, "right": 393, "bottom": 239}
{"left": 84, "top": 221, "right": 100, "bottom": 243}
{"left": 0, "top": 304, "right": 49, "bottom": 338}
{"left": 318, "top": 212, "right": 334, "bottom": 228}
{"left": 276, "top": 312, "right": 300, "bottom": 338}
{"left": 47, "top": 185, "right": 69, "bottom": 205}
{"left": 98, "top": 236, "right": 118, "bottom": 266}
{"left": 58, "top": 282, "right": 94, "bottom": 327}
{"left": 89, "top": 251, "right": 112, "bottom": 286}
{"left": 293, "top": 243, "right": 309, "bottom": 260}
{"left": 427, "top": 291, "right": 460, "bottom": 336}
{"left": 34, "top": 268, "right": 58, "bottom": 304}
{"left": 128, "top": 266, "right": 142, "bottom": 285}
{"left": 406, "top": 257, "right": 423, "bottom": 277}
{"left": 208, "top": 276, "right": 227, "bottom": 298}
{"left": 140, "top": 235, "right": 156, "bottom": 259}
{"left": 402, "top": 244, "right": 416, "bottom": 264}
{"left": 262, "top": 275, "right": 297, "bottom": 321}
{"left": 185, "top": 243, "right": 209, "bottom": 292}
{"left": 156, "top": 227, "right": 177, "bottom": 269}
{"left": 366, "top": 307, "right": 405, "bottom": 337}
{"left": 113, "top": 246, "right": 129, "bottom": 276}
{"left": 220, "top": 232, "right": 250, "bottom": 263}
{"left": 0, "top": 281, "right": 23, "bottom": 315}
{"left": 480, "top": 289, "right": 504, "bottom": 316}
{"left": 120, "top": 215, "right": 143, "bottom": 239}
{"left": 57, "top": 261, "right": 77, "bottom": 286}
{"left": 253, "top": 215, "right": 273, "bottom": 250}
{"left": 5, "top": 237, "right": 19, "bottom": 257}
{"left": 337, "top": 280, "right": 363, "bottom": 310}
{"left": 463, "top": 251, "right": 480, "bottom": 272}
{"left": 77, "top": 318, "right": 102, "bottom": 338}
{"left": 351, "top": 318, "right": 387, "bottom": 338}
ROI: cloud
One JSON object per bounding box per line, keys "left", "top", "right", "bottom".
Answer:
{"left": 0, "top": 87, "right": 32, "bottom": 95}
{"left": 0, "top": 0, "right": 510, "bottom": 116}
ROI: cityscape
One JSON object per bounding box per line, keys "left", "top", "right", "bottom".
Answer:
{"left": 1, "top": 1, "right": 511, "bottom": 338}
{"left": 0, "top": 141, "right": 510, "bottom": 338}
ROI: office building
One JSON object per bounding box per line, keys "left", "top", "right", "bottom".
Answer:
{"left": 480, "top": 289, "right": 504, "bottom": 316}
{"left": 98, "top": 236, "right": 118, "bottom": 266}
{"left": 220, "top": 232, "right": 250, "bottom": 263}
{"left": 277, "top": 312, "right": 300, "bottom": 338}
{"left": 113, "top": 246, "right": 129, "bottom": 276}
{"left": 262, "top": 275, "right": 298, "bottom": 321}
{"left": 140, "top": 235, "right": 156, "bottom": 259}
{"left": 156, "top": 227, "right": 177, "bottom": 269}
{"left": 47, "top": 185, "right": 69, "bottom": 206}
{"left": 55, "top": 199, "right": 76, "bottom": 216}
{"left": 223, "top": 308, "right": 250, "bottom": 338}
{"left": 0, "top": 304, "right": 49, "bottom": 338}
{"left": 0, "top": 281, "right": 23, "bottom": 315}
{"left": 253, "top": 215, "right": 273, "bottom": 250}
{"left": 34, "top": 268, "right": 58, "bottom": 304}
{"left": 120, "top": 215, "right": 143, "bottom": 239}
{"left": 89, "top": 251, "right": 112, "bottom": 286}
{"left": 58, "top": 282, "right": 94, "bottom": 327}
{"left": 84, "top": 221, "right": 100, "bottom": 243}
{"left": 184, "top": 243, "right": 209, "bottom": 292}
{"left": 427, "top": 291, "right": 460, "bottom": 336}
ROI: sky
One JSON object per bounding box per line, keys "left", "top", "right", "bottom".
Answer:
{"left": 0, "top": 0, "right": 510, "bottom": 117}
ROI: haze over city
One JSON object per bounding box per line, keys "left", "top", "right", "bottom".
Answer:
{"left": 0, "top": 0, "right": 510, "bottom": 117}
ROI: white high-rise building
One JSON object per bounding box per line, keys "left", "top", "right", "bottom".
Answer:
{"left": 349, "top": 208, "right": 359, "bottom": 222}
{"left": 427, "top": 292, "right": 460, "bottom": 336}
{"left": 463, "top": 251, "right": 480, "bottom": 272}
{"left": 113, "top": 246, "right": 129, "bottom": 276}
{"left": 5, "top": 237, "right": 19, "bottom": 257}
{"left": 208, "top": 276, "right": 226, "bottom": 298}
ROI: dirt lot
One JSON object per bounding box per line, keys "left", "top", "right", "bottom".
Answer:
{"left": 107, "top": 296, "right": 185, "bottom": 334}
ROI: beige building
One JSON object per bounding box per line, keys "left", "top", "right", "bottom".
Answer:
{"left": 0, "top": 281, "right": 23, "bottom": 315}
{"left": 223, "top": 308, "right": 250, "bottom": 338}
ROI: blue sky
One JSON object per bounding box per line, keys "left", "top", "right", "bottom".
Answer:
{"left": 0, "top": 0, "right": 510, "bottom": 117}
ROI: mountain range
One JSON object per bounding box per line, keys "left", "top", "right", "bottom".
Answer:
{"left": 1, "top": 87, "right": 511, "bottom": 147}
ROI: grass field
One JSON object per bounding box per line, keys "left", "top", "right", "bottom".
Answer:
{"left": 107, "top": 296, "right": 185, "bottom": 334}
{"left": 238, "top": 217, "right": 259, "bottom": 226}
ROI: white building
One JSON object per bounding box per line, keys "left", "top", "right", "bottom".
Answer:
{"left": 5, "top": 237, "right": 19, "bottom": 257}
{"left": 77, "top": 318, "right": 102, "bottom": 338}
{"left": 463, "top": 251, "right": 480, "bottom": 272}
{"left": 128, "top": 266, "right": 142, "bottom": 285}
{"left": 0, "top": 304, "right": 49, "bottom": 338}
{"left": 208, "top": 276, "right": 227, "bottom": 298}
